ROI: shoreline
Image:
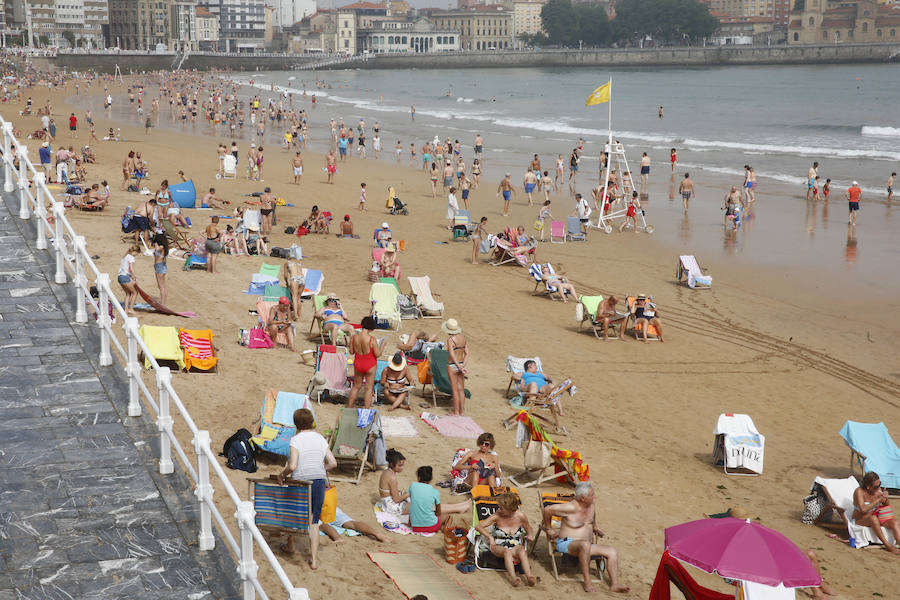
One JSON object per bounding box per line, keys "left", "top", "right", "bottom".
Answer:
{"left": 8, "top": 75, "right": 899, "bottom": 599}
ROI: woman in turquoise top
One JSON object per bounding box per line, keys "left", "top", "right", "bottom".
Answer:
{"left": 408, "top": 466, "right": 470, "bottom": 534}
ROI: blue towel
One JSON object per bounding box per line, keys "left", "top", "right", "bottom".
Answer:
{"left": 357, "top": 408, "right": 376, "bottom": 428}
{"left": 273, "top": 392, "right": 310, "bottom": 426}
{"left": 303, "top": 269, "right": 323, "bottom": 294}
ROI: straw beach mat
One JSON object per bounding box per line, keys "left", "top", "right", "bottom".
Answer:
{"left": 367, "top": 552, "right": 474, "bottom": 600}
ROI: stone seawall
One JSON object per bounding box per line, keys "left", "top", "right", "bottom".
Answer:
{"left": 346, "top": 42, "right": 900, "bottom": 69}
{"left": 29, "top": 53, "right": 317, "bottom": 73}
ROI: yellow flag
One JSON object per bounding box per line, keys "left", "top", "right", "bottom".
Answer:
{"left": 585, "top": 81, "right": 611, "bottom": 106}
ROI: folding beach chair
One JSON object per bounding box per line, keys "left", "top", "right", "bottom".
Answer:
{"left": 452, "top": 210, "right": 472, "bottom": 241}
{"left": 676, "top": 255, "right": 712, "bottom": 289}
{"left": 369, "top": 282, "right": 401, "bottom": 330}
{"left": 316, "top": 344, "right": 351, "bottom": 398}
{"left": 575, "top": 295, "right": 624, "bottom": 340}
{"left": 421, "top": 348, "right": 470, "bottom": 408}
{"left": 408, "top": 275, "right": 444, "bottom": 318}
{"left": 178, "top": 328, "right": 217, "bottom": 372}
{"left": 534, "top": 491, "right": 606, "bottom": 583}
{"left": 247, "top": 477, "right": 312, "bottom": 541}
{"left": 252, "top": 388, "right": 316, "bottom": 456}
{"left": 812, "top": 475, "right": 898, "bottom": 549}
{"left": 328, "top": 407, "right": 378, "bottom": 484}
{"left": 255, "top": 298, "right": 294, "bottom": 349}
{"left": 161, "top": 219, "right": 190, "bottom": 251}
{"left": 138, "top": 325, "right": 185, "bottom": 370}
{"left": 470, "top": 485, "right": 521, "bottom": 571}
{"left": 649, "top": 550, "right": 731, "bottom": 600}
{"left": 712, "top": 413, "right": 765, "bottom": 476}
{"left": 489, "top": 231, "right": 531, "bottom": 268}
{"left": 840, "top": 421, "right": 900, "bottom": 493}
{"left": 507, "top": 410, "right": 589, "bottom": 488}
{"left": 624, "top": 296, "right": 661, "bottom": 341}
{"left": 301, "top": 268, "right": 324, "bottom": 298}
{"left": 222, "top": 154, "right": 237, "bottom": 179}
{"left": 504, "top": 355, "right": 542, "bottom": 398}
{"left": 450, "top": 448, "right": 504, "bottom": 494}
{"left": 308, "top": 295, "right": 330, "bottom": 344}
{"left": 243, "top": 209, "right": 262, "bottom": 233}
{"left": 566, "top": 216, "right": 586, "bottom": 242}
{"left": 258, "top": 262, "right": 282, "bottom": 278}
{"left": 549, "top": 221, "right": 566, "bottom": 244}
{"left": 528, "top": 263, "right": 571, "bottom": 302}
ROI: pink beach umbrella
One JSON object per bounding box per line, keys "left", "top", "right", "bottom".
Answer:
{"left": 664, "top": 518, "right": 821, "bottom": 589}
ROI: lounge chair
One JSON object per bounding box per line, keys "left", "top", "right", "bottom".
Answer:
{"left": 421, "top": 348, "right": 471, "bottom": 408}
{"left": 177, "top": 328, "right": 217, "bottom": 372}
{"left": 528, "top": 263, "right": 571, "bottom": 302}
{"left": 328, "top": 407, "right": 378, "bottom": 484}
{"left": 252, "top": 388, "right": 316, "bottom": 456}
{"left": 301, "top": 268, "right": 324, "bottom": 298}
{"left": 504, "top": 355, "right": 542, "bottom": 398}
{"left": 490, "top": 230, "right": 532, "bottom": 268}
{"left": 813, "top": 475, "right": 897, "bottom": 549}
{"left": 549, "top": 221, "right": 566, "bottom": 244}
{"left": 243, "top": 209, "right": 262, "bottom": 232}
{"left": 470, "top": 485, "right": 520, "bottom": 571}
{"left": 648, "top": 550, "right": 731, "bottom": 600}
{"left": 566, "top": 216, "right": 586, "bottom": 242}
{"left": 222, "top": 154, "right": 237, "bottom": 180}
{"left": 839, "top": 421, "right": 900, "bottom": 492}
{"left": 316, "top": 344, "right": 351, "bottom": 398}
{"left": 535, "top": 491, "right": 607, "bottom": 583}
{"left": 576, "top": 295, "right": 625, "bottom": 340}
{"left": 308, "top": 295, "right": 330, "bottom": 344}
{"left": 624, "top": 296, "right": 661, "bottom": 341}
{"left": 247, "top": 476, "right": 312, "bottom": 538}
{"left": 369, "top": 282, "right": 401, "bottom": 330}
{"left": 712, "top": 413, "right": 765, "bottom": 476}
{"left": 138, "top": 325, "right": 185, "bottom": 370}
{"left": 161, "top": 219, "right": 190, "bottom": 251}
{"left": 508, "top": 410, "right": 589, "bottom": 488}
{"left": 255, "top": 298, "right": 294, "bottom": 349}
{"left": 676, "top": 255, "right": 712, "bottom": 289}
{"left": 408, "top": 275, "right": 444, "bottom": 318}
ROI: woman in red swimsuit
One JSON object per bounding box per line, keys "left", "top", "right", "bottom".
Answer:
{"left": 348, "top": 316, "right": 382, "bottom": 408}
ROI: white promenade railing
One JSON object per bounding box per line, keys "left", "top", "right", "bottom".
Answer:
{"left": 0, "top": 114, "right": 308, "bottom": 600}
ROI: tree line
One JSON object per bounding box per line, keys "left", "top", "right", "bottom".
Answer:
{"left": 522, "top": 0, "right": 719, "bottom": 47}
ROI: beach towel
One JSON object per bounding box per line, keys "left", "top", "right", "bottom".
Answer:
{"left": 381, "top": 416, "right": 419, "bottom": 438}
{"left": 263, "top": 284, "right": 290, "bottom": 302}
{"left": 839, "top": 421, "right": 900, "bottom": 489}
{"left": 258, "top": 263, "right": 281, "bottom": 278}
{"left": 247, "top": 273, "right": 280, "bottom": 295}
{"left": 420, "top": 412, "right": 484, "bottom": 439}
{"left": 714, "top": 414, "right": 765, "bottom": 474}
{"left": 357, "top": 408, "right": 376, "bottom": 428}
{"left": 301, "top": 268, "right": 324, "bottom": 297}
{"left": 367, "top": 552, "right": 473, "bottom": 600}
{"left": 134, "top": 284, "right": 197, "bottom": 318}
{"left": 138, "top": 325, "right": 186, "bottom": 370}
{"left": 374, "top": 509, "right": 418, "bottom": 536}
{"left": 178, "top": 328, "right": 216, "bottom": 371}
{"left": 272, "top": 391, "right": 311, "bottom": 426}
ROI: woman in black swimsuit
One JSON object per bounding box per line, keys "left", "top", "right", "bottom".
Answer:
{"left": 204, "top": 216, "right": 222, "bottom": 274}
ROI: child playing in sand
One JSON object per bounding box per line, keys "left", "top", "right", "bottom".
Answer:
{"left": 823, "top": 178, "right": 831, "bottom": 200}
{"left": 358, "top": 182, "right": 367, "bottom": 211}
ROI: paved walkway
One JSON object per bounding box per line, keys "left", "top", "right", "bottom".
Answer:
{"left": 0, "top": 183, "right": 238, "bottom": 598}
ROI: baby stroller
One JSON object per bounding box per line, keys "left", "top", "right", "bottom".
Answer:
{"left": 389, "top": 196, "right": 408, "bottom": 216}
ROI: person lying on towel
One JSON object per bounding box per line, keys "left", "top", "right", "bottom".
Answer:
{"left": 320, "top": 507, "right": 390, "bottom": 543}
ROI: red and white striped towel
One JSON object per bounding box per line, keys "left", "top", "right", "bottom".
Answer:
{"left": 179, "top": 331, "right": 213, "bottom": 359}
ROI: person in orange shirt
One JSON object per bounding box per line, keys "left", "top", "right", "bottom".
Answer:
{"left": 846, "top": 180, "right": 862, "bottom": 226}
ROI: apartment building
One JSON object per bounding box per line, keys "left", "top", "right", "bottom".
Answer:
{"left": 195, "top": 5, "right": 219, "bottom": 49}
{"left": 14, "top": 0, "right": 109, "bottom": 48}
{"left": 431, "top": 4, "right": 514, "bottom": 50}
{"left": 199, "top": 0, "right": 266, "bottom": 51}
{"left": 107, "top": 0, "right": 173, "bottom": 50}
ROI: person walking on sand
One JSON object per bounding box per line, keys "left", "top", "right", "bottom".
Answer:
{"left": 292, "top": 152, "right": 303, "bottom": 185}
{"left": 888, "top": 172, "right": 895, "bottom": 202}
{"left": 523, "top": 169, "right": 537, "bottom": 206}
{"left": 568, "top": 148, "right": 580, "bottom": 193}
{"left": 639, "top": 152, "right": 651, "bottom": 193}
{"left": 474, "top": 133, "right": 484, "bottom": 161}
{"left": 446, "top": 187, "right": 459, "bottom": 229}
{"left": 498, "top": 173, "right": 515, "bottom": 216}
{"left": 555, "top": 154, "right": 564, "bottom": 191}
{"left": 204, "top": 216, "right": 223, "bottom": 274}
{"left": 678, "top": 172, "right": 694, "bottom": 212}
{"left": 359, "top": 182, "right": 367, "bottom": 212}
{"left": 325, "top": 149, "right": 336, "bottom": 184}
{"left": 442, "top": 161, "right": 454, "bottom": 192}
{"left": 459, "top": 173, "right": 472, "bottom": 211}
{"left": 443, "top": 319, "right": 469, "bottom": 416}
{"left": 847, "top": 180, "right": 862, "bottom": 225}
{"left": 471, "top": 217, "right": 487, "bottom": 264}
{"left": 807, "top": 162, "right": 819, "bottom": 201}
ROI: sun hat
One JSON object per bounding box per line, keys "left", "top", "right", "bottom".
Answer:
{"left": 852, "top": 180, "right": 858, "bottom": 186}
{"left": 384, "top": 242, "right": 396, "bottom": 253}
{"left": 381, "top": 221, "right": 389, "bottom": 229}
{"left": 441, "top": 318, "right": 462, "bottom": 335}
{"left": 326, "top": 292, "right": 339, "bottom": 301}
{"left": 278, "top": 297, "right": 289, "bottom": 305}
{"left": 388, "top": 351, "right": 406, "bottom": 371}
{"left": 637, "top": 293, "right": 647, "bottom": 301}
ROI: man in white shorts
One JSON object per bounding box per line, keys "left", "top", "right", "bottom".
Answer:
{"left": 292, "top": 152, "right": 303, "bottom": 185}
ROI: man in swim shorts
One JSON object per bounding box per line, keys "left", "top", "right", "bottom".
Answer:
{"left": 292, "top": 152, "right": 303, "bottom": 185}
{"left": 442, "top": 161, "right": 454, "bottom": 191}
{"left": 497, "top": 173, "right": 515, "bottom": 216}
{"left": 474, "top": 133, "right": 483, "bottom": 159}
{"left": 325, "top": 149, "right": 337, "bottom": 184}
{"left": 846, "top": 180, "right": 862, "bottom": 226}
{"left": 541, "top": 482, "right": 629, "bottom": 594}
{"left": 523, "top": 170, "right": 537, "bottom": 206}
{"left": 677, "top": 172, "right": 694, "bottom": 212}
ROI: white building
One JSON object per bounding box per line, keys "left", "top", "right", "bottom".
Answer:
{"left": 361, "top": 17, "right": 460, "bottom": 53}
{"left": 22, "top": 0, "right": 109, "bottom": 48}
{"left": 199, "top": 0, "right": 266, "bottom": 51}
{"left": 267, "top": 0, "right": 316, "bottom": 27}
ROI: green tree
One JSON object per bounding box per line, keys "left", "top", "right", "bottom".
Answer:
{"left": 541, "top": 0, "right": 611, "bottom": 47}
{"left": 61, "top": 30, "right": 76, "bottom": 48}
{"left": 76, "top": 37, "right": 87, "bottom": 48}
{"left": 612, "top": 0, "right": 718, "bottom": 44}
{"left": 39, "top": 35, "right": 50, "bottom": 47}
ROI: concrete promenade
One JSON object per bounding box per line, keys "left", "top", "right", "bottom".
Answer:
{"left": 0, "top": 179, "right": 239, "bottom": 598}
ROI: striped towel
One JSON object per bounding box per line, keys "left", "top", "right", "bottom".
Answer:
{"left": 179, "top": 330, "right": 213, "bottom": 359}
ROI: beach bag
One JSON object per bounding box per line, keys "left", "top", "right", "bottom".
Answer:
{"left": 295, "top": 226, "right": 308, "bottom": 237}
{"left": 533, "top": 219, "right": 544, "bottom": 231}
{"left": 284, "top": 226, "right": 295, "bottom": 235}
{"left": 321, "top": 485, "right": 338, "bottom": 524}
{"left": 442, "top": 514, "right": 469, "bottom": 564}
{"left": 127, "top": 184, "right": 139, "bottom": 193}
{"left": 524, "top": 440, "right": 552, "bottom": 470}
{"left": 418, "top": 357, "right": 432, "bottom": 385}
{"left": 220, "top": 428, "right": 257, "bottom": 473}
{"left": 248, "top": 326, "right": 274, "bottom": 349}
{"left": 398, "top": 294, "right": 419, "bottom": 319}
{"left": 269, "top": 247, "right": 285, "bottom": 258}
{"left": 801, "top": 483, "right": 828, "bottom": 524}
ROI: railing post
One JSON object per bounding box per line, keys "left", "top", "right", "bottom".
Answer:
{"left": 124, "top": 317, "right": 142, "bottom": 417}
{"left": 156, "top": 367, "right": 174, "bottom": 475}
{"left": 1, "top": 122, "right": 13, "bottom": 193}
{"left": 193, "top": 430, "right": 215, "bottom": 551}
{"left": 52, "top": 202, "right": 67, "bottom": 284}
{"left": 32, "top": 173, "right": 48, "bottom": 250}
{"left": 236, "top": 501, "right": 258, "bottom": 600}
{"left": 72, "top": 236, "right": 88, "bottom": 323}
{"left": 17, "top": 146, "right": 29, "bottom": 220}
{"left": 95, "top": 273, "right": 113, "bottom": 366}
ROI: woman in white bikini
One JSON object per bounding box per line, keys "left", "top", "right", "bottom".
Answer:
{"left": 377, "top": 448, "right": 410, "bottom": 515}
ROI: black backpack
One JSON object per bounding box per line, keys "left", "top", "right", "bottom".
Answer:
{"left": 220, "top": 428, "right": 257, "bottom": 473}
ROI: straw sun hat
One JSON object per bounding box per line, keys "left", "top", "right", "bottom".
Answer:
{"left": 387, "top": 351, "right": 407, "bottom": 371}
{"left": 441, "top": 318, "right": 462, "bottom": 335}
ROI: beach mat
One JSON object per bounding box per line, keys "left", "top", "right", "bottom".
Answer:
{"left": 381, "top": 416, "right": 418, "bottom": 438}
{"left": 367, "top": 552, "right": 473, "bottom": 600}
{"left": 135, "top": 284, "right": 197, "bottom": 318}
{"left": 419, "top": 412, "right": 484, "bottom": 439}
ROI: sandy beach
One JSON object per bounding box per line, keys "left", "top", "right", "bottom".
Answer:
{"left": 8, "top": 75, "right": 900, "bottom": 599}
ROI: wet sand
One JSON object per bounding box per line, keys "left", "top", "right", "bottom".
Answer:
{"left": 11, "top": 77, "right": 900, "bottom": 599}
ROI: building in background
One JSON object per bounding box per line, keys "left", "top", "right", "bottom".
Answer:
{"left": 199, "top": 0, "right": 266, "bottom": 51}
{"left": 432, "top": 4, "right": 514, "bottom": 50}
{"left": 511, "top": 0, "right": 544, "bottom": 43}
{"left": 108, "top": 0, "right": 172, "bottom": 50}
{"left": 195, "top": 5, "right": 219, "bottom": 49}
{"left": 9, "top": 0, "right": 109, "bottom": 48}
{"left": 170, "top": 0, "right": 198, "bottom": 50}
{"left": 267, "top": 0, "right": 316, "bottom": 27}
{"left": 701, "top": 0, "right": 790, "bottom": 26}
{"left": 789, "top": 0, "right": 900, "bottom": 43}
{"left": 360, "top": 16, "right": 460, "bottom": 52}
